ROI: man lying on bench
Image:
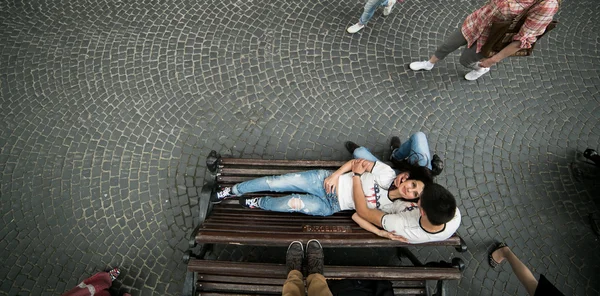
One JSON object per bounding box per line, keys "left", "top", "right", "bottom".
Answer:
{"left": 213, "top": 145, "right": 460, "bottom": 244}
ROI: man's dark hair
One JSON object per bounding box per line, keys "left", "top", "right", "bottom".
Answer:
{"left": 419, "top": 183, "right": 456, "bottom": 225}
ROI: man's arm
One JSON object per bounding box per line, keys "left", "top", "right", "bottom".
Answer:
{"left": 351, "top": 159, "right": 386, "bottom": 226}
{"left": 352, "top": 213, "right": 408, "bottom": 242}
{"left": 324, "top": 159, "right": 374, "bottom": 193}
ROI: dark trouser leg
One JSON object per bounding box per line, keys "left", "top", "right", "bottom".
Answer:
{"left": 433, "top": 28, "right": 468, "bottom": 61}
{"left": 459, "top": 43, "right": 486, "bottom": 70}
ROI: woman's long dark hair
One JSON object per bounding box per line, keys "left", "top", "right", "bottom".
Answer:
{"left": 390, "top": 157, "right": 433, "bottom": 184}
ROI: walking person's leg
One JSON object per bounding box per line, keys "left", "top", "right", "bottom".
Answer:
{"left": 347, "top": 0, "right": 389, "bottom": 33}
{"left": 489, "top": 244, "right": 538, "bottom": 296}
{"left": 410, "top": 27, "right": 469, "bottom": 71}
{"left": 461, "top": 45, "right": 488, "bottom": 80}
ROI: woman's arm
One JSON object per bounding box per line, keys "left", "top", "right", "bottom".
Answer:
{"left": 352, "top": 213, "right": 408, "bottom": 242}
{"left": 480, "top": 41, "right": 521, "bottom": 67}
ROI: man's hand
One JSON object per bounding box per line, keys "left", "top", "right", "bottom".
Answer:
{"left": 324, "top": 174, "right": 339, "bottom": 194}
{"left": 397, "top": 172, "right": 409, "bottom": 183}
{"left": 351, "top": 159, "right": 368, "bottom": 175}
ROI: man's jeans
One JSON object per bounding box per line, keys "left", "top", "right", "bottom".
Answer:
{"left": 360, "top": 0, "right": 389, "bottom": 25}
{"left": 232, "top": 169, "right": 342, "bottom": 216}
{"left": 353, "top": 132, "right": 432, "bottom": 169}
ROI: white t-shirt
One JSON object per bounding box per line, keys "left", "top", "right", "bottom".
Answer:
{"left": 336, "top": 161, "right": 397, "bottom": 211}
{"left": 381, "top": 201, "right": 461, "bottom": 244}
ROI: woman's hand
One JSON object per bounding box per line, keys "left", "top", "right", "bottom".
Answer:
{"left": 324, "top": 174, "right": 339, "bottom": 194}
{"left": 378, "top": 230, "right": 408, "bottom": 242}
{"left": 479, "top": 56, "right": 499, "bottom": 68}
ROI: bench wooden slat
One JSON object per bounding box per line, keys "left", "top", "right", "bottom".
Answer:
{"left": 205, "top": 215, "right": 357, "bottom": 224}
{"left": 211, "top": 206, "right": 355, "bottom": 217}
{"left": 197, "top": 282, "right": 281, "bottom": 294}
{"left": 199, "top": 275, "right": 284, "bottom": 285}
{"left": 206, "top": 213, "right": 355, "bottom": 220}
{"left": 219, "top": 167, "right": 324, "bottom": 176}
{"left": 200, "top": 224, "right": 362, "bottom": 233}
{"left": 196, "top": 231, "right": 460, "bottom": 247}
{"left": 393, "top": 288, "right": 426, "bottom": 295}
{"left": 391, "top": 281, "right": 427, "bottom": 287}
{"left": 189, "top": 259, "right": 461, "bottom": 280}
{"left": 201, "top": 292, "right": 260, "bottom": 296}
{"left": 220, "top": 158, "right": 346, "bottom": 167}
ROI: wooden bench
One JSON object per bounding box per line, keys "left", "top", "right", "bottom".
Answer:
{"left": 185, "top": 256, "right": 463, "bottom": 295}
{"left": 183, "top": 151, "right": 466, "bottom": 296}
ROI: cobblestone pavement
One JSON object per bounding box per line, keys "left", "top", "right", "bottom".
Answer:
{"left": 1, "top": 0, "right": 599, "bottom": 295}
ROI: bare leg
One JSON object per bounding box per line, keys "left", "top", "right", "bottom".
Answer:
{"left": 429, "top": 55, "right": 440, "bottom": 64}
{"left": 492, "top": 247, "right": 538, "bottom": 296}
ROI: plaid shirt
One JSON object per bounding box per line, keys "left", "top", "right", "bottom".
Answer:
{"left": 461, "top": 0, "right": 559, "bottom": 53}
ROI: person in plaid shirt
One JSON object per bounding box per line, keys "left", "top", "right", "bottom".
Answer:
{"left": 410, "top": 0, "right": 559, "bottom": 81}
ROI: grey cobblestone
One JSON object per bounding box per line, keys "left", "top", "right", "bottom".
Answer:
{"left": 1, "top": 0, "right": 599, "bottom": 295}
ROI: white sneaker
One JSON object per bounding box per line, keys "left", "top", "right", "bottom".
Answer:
{"left": 383, "top": 0, "right": 397, "bottom": 16}
{"left": 409, "top": 61, "right": 434, "bottom": 71}
{"left": 347, "top": 23, "right": 365, "bottom": 34}
{"left": 465, "top": 67, "right": 490, "bottom": 80}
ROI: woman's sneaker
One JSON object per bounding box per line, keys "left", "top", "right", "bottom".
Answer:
{"left": 383, "top": 0, "right": 397, "bottom": 16}
{"left": 347, "top": 23, "right": 365, "bottom": 34}
{"left": 239, "top": 197, "right": 260, "bottom": 209}
{"left": 465, "top": 67, "right": 490, "bottom": 80}
{"left": 210, "top": 187, "right": 237, "bottom": 203}
{"left": 410, "top": 61, "right": 434, "bottom": 71}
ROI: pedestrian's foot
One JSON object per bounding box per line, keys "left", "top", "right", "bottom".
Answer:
{"left": 583, "top": 149, "right": 600, "bottom": 166}
{"left": 344, "top": 141, "right": 360, "bottom": 155}
{"left": 108, "top": 267, "right": 120, "bottom": 281}
{"left": 286, "top": 241, "right": 304, "bottom": 274}
{"left": 383, "top": 0, "right": 397, "bottom": 16}
{"left": 306, "top": 239, "right": 324, "bottom": 275}
{"left": 239, "top": 197, "right": 259, "bottom": 209}
{"left": 431, "top": 154, "right": 444, "bottom": 176}
{"left": 347, "top": 23, "right": 365, "bottom": 34}
{"left": 409, "top": 60, "right": 434, "bottom": 71}
{"left": 210, "top": 187, "right": 237, "bottom": 203}
{"left": 488, "top": 242, "right": 509, "bottom": 268}
{"left": 465, "top": 67, "right": 490, "bottom": 80}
